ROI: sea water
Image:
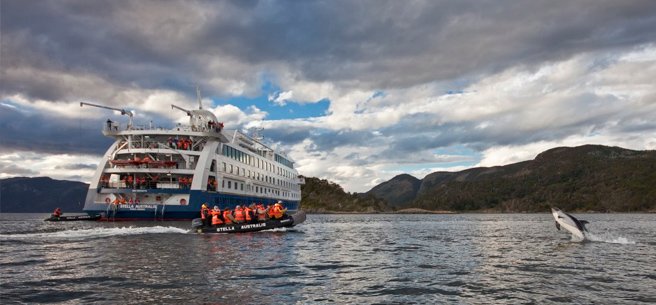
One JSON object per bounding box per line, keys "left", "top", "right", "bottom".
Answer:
{"left": 0, "top": 213, "right": 654, "bottom": 304}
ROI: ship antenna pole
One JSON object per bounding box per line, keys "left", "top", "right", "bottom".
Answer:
{"left": 196, "top": 85, "right": 203, "bottom": 110}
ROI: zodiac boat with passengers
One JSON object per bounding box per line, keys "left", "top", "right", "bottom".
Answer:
{"left": 81, "top": 92, "right": 304, "bottom": 220}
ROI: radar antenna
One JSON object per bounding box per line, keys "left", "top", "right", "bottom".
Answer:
{"left": 250, "top": 127, "right": 264, "bottom": 142}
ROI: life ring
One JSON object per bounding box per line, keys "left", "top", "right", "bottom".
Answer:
{"left": 180, "top": 198, "right": 187, "bottom": 205}
{"left": 105, "top": 197, "right": 111, "bottom": 204}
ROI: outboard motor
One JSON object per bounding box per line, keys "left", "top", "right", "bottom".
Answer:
{"left": 191, "top": 218, "right": 203, "bottom": 229}
{"left": 291, "top": 210, "right": 306, "bottom": 226}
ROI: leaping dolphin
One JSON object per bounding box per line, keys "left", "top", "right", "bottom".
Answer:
{"left": 551, "top": 207, "right": 589, "bottom": 241}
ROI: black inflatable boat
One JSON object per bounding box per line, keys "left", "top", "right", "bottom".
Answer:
{"left": 192, "top": 210, "right": 306, "bottom": 233}
{"left": 44, "top": 214, "right": 101, "bottom": 222}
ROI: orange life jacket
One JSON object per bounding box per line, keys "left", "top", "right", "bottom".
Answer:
{"left": 243, "top": 207, "right": 252, "bottom": 221}
{"left": 234, "top": 207, "right": 245, "bottom": 222}
{"left": 223, "top": 210, "right": 233, "bottom": 224}
{"left": 256, "top": 206, "right": 267, "bottom": 221}
{"left": 272, "top": 205, "right": 284, "bottom": 219}
{"left": 211, "top": 210, "right": 223, "bottom": 225}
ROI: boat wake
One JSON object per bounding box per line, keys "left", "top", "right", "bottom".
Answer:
{"left": 0, "top": 226, "right": 188, "bottom": 241}
{"left": 586, "top": 232, "right": 636, "bottom": 244}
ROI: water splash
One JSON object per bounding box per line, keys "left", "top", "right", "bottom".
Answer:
{"left": 586, "top": 232, "right": 636, "bottom": 244}
{"left": 0, "top": 226, "right": 188, "bottom": 240}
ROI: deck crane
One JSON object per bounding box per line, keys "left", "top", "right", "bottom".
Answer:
{"left": 171, "top": 85, "right": 203, "bottom": 116}
{"left": 171, "top": 104, "right": 192, "bottom": 116}
{"left": 80, "top": 102, "right": 134, "bottom": 128}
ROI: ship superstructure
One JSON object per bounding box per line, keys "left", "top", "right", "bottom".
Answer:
{"left": 81, "top": 98, "right": 303, "bottom": 220}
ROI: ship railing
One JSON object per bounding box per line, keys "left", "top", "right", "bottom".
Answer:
{"left": 102, "top": 120, "right": 223, "bottom": 134}
{"left": 99, "top": 181, "right": 192, "bottom": 190}
{"left": 103, "top": 121, "right": 173, "bottom": 132}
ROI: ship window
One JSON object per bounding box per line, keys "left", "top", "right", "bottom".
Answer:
{"left": 230, "top": 164, "right": 233, "bottom": 174}
{"left": 222, "top": 180, "right": 225, "bottom": 188}
{"left": 236, "top": 166, "right": 240, "bottom": 175}
{"left": 240, "top": 183, "right": 243, "bottom": 191}
{"left": 228, "top": 181, "right": 232, "bottom": 189}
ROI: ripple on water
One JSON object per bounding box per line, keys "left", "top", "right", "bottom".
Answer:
{"left": 0, "top": 213, "right": 654, "bottom": 304}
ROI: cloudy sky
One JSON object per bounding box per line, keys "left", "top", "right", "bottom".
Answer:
{"left": 1, "top": 0, "right": 656, "bottom": 192}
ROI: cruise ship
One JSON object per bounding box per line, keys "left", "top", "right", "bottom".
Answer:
{"left": 81, "top": 97, "right": 303, "bottom": 220}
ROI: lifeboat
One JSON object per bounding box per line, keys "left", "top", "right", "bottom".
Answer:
{"left": 191, "top": 210, "right": 306, "bottom": 233}
{"left": 45, "top": 214, "right": 101, "bottom": 222}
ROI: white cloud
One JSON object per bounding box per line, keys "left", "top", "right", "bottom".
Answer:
{"left": 0, "top": 152, "right": 99, "bottom": 182}
{"left": 268, "top": 90, "right": 294, "bottom": 106}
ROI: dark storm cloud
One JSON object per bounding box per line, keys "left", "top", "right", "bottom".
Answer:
{"left": 0, "top": 106, "right": 114, "bottom": 155}
{"left": 0, "top": 163, "right": 38, "bottom": 176}
{"left": 54, "top": 163, "right": 97, "bottom": 170}
{"left": 259, "top": 125, "right": 312, "bottom": 145}
{"left": 308, "top": 129, "right": 379, "bottom": 153}
{"left": 199, "top": 0, "right": 656, "bottom": 88}
{"left": 3, "top": 0, "right": 656, "bottom": 102}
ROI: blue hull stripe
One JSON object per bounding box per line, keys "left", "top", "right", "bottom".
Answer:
{"left": 84, "top": 190, "right": 300, "bottom": 220}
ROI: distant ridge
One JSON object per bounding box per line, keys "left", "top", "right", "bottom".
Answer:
{"left": 367, "top": 174, "right": 421, "bottom": 209}
{"left": 3, "top": 145, "right": 655, "bottom": 213}
{"left": 367, "top": 145, "right": 656, "bottom": 212}
{"left": 0, "top": 177, "right": 88, "bottom": 213}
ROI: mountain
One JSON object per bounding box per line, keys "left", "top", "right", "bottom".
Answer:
{"left": 2, "top": 145, "right": 654, "bottom": 214}
{"left": 0, "top": 177, "right": 88, "bottom": 213}
{"left": 300, "top": 177, "right": 391, "bottom": 213}
{"left": 367, "top": 174, "right": 421, "bottom": 209}
{"left": 0, "top": 176, "right": 391, "bottom": 214}
{"left": 370, "top": 145, "right": 656, "bottom": 212}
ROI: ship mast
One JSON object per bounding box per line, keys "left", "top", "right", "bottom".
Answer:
{"left": 196, "top": 85, "right": 203, "bottom": 110}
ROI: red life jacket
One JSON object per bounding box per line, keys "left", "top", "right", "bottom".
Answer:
{"left": 234, "top": 207, "right": 245, "bottom": 222}
{"left": 211, "top": 210, "right": 223, "bottom": 225}
{"left": 223, "top": 210, "right": 233, "bottom": 224}
{"left": 244, "top": 207, "right": 252, "bottom": 222}
{"left": 272, "top": 205, "right": 284, "bottom": 219}
{"left": 256, "top": 207, "right": 267, "bottom": 221}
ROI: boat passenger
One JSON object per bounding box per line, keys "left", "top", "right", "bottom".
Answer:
{"left": 244, "top": 205, "right": 253, "bottom": 223}
{"left": 271, "top": 201, "right": 287, "bottom": 220}
{"left": 200, "top": 204, "right": 210, "bottom": 227}
{"left": 223, "top": 209, "right": 235, "bottom": 224}
{"left": 52, "top": 207, "right": 62, "bottom": 218}
{"left": 210, "top": 206, "right": 223, "bottom": 226}
{"left": 256, "top": 204, "right": 268, "bottom": 222}
{"left": 267, "top": 204, "right": 275, "bottom": 219}
{"left": 234, "top": 205, "right": 245, "bottom": 223}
